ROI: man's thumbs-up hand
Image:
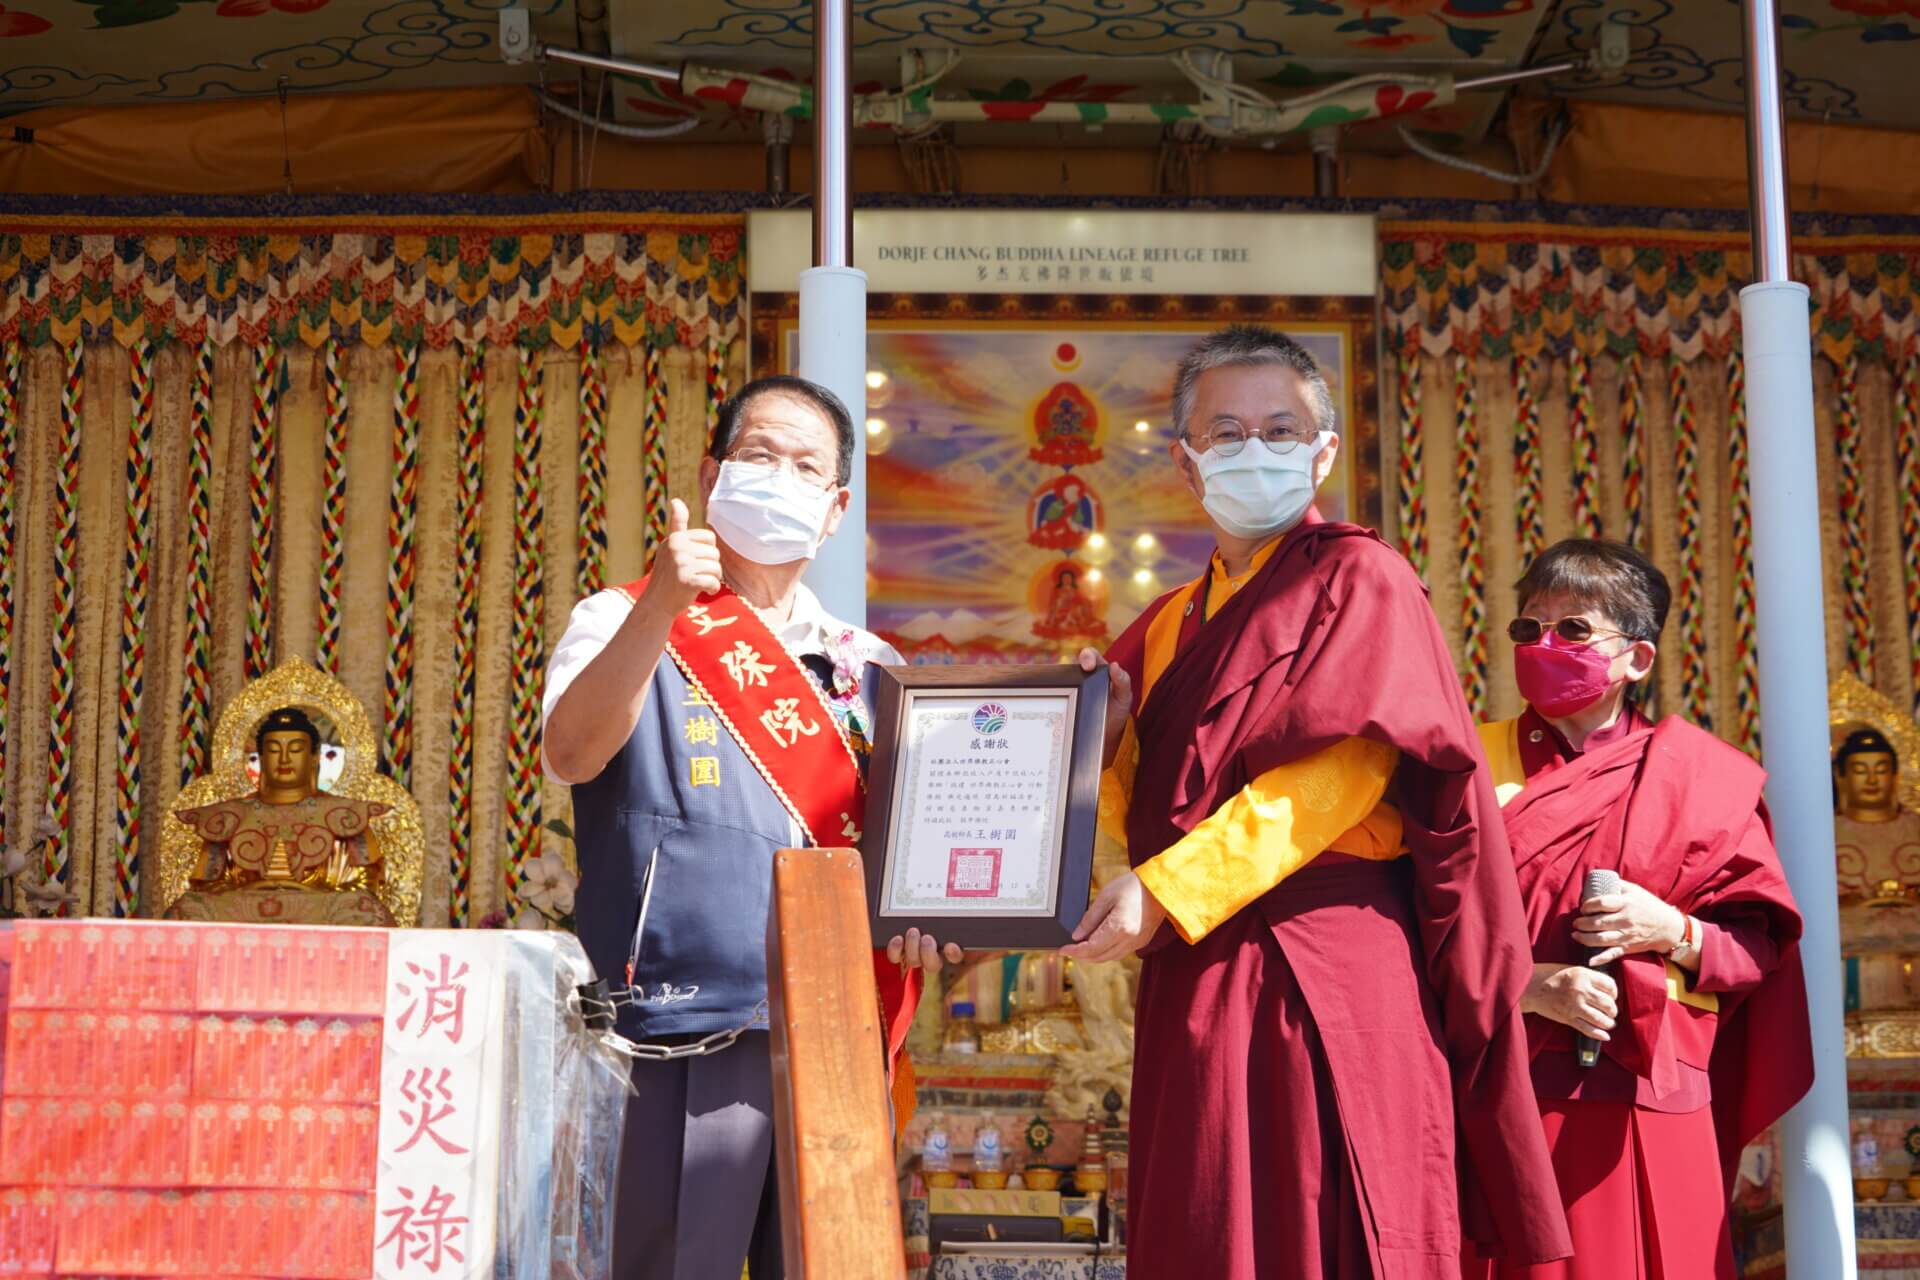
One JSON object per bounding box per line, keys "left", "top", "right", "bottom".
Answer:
{"left": 641, "top": 497, "right": 723, "bottom": 616}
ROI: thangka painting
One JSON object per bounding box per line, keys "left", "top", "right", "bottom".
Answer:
{"left": 753, "top": 295, "right": 1381, "bottom": 664}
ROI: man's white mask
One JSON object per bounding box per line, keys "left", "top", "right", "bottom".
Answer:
{"left": 704, "top": 461, "right": 837, "bottom": 565}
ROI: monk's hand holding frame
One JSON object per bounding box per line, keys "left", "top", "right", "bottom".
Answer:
{"left": 862, "top": 663, "right": 1107, "bottom": 950}
{"left": 1077, "top": 647, "right": 1133, "bottom": 767}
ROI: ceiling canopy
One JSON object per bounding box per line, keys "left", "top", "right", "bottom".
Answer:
{"left": 3, "top": 2, "right": 1917, "bottom": 153}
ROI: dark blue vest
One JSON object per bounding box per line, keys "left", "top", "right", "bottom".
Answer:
{"left": 570, "top": 654, "right": 884, "bottom": 1040}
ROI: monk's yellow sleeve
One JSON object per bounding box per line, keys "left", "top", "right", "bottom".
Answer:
{"left": 1135, "top": 736, "right": 1402, "bottom": 945}
{"left": 1096, "top": 719, "right": 1139, "bottom": 849}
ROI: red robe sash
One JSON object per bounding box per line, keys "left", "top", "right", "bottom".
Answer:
{"left": 1498, "top": 715, "right": 1813, "bottom": 1185}
{"left": 1107, "top": 513, "right": 1572, "bottom": 1265}
{"left": 619, "top": 579, "right": 922, "bottom": 1069}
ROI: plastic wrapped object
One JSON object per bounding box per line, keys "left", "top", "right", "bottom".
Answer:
{"left": 0, "top": 919, "right": 630, "bottom": 1280}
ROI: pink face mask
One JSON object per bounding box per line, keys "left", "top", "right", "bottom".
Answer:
{"left": 1513, "top": 634, "right": 1617, "bottom": 718}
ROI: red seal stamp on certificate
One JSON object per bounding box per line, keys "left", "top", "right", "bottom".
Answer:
{"left": 946, "top": 848, "right": 1003, "bottom": 898}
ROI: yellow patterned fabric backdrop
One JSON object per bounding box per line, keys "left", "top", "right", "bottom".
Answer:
{"left": 0, "top": 210, "right": 743, "bottom": 923}
{"left": 1381, "top": 219, "right": 1920, "bottom": 746}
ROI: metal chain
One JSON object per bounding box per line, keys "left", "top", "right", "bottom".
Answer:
{"left": 574, "top": 988, "right": 771, "bottom": 1062}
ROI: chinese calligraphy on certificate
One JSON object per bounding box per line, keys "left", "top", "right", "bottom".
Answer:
{"left": 881, "top": 691, "right": 1072, "bottom": 917}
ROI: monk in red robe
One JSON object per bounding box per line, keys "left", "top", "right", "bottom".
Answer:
{"left": 1464, "top": 539, "right": 1813, "bottom": 1280}
{"left": 1065, "top": 325, "right": 1570, "bottom": 1278}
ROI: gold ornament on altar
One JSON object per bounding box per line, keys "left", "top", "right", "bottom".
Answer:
{"left": 1022, "top": 1113, "right": 1061, "bottom": 1191}
{"left": 1867, "top": 879, "right": 1917, "bottom": 908}
{"left": 945, "top": 950, "right": 1088, "bottom": 1055}
{"left": 1075, "top": 1104, "right": 1108, "bottom": 1194}
{"left": 1009, "top": 951, "right": 1086, "bottom": 1053}
{"left": 1846, "top": 1009, "right": 1920, "bottom": 1058}
{"left": 1830, "top": 672, "right": 1920, "bottom": 903}
{"left": 156, "top": 657, "right": 424, "bottom": 926}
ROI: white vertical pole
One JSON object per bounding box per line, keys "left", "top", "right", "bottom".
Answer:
{"left": 1742, "top": 3, "right": 1856, "bottom": 1277}
{"left": 799, "top": 0, "right": 868, "bottom": 626}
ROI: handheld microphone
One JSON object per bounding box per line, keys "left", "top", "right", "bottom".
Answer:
{"left": 1575, "top": 868, "right": 1621, "bottom": 1069}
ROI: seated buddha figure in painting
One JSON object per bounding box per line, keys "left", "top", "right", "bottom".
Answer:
{"left": 167, "top": 708, "right": 394, "bottom": 926}
{"left": 1033, "top": 565, "right": 1106, "bottom": 642}
{"left": 157, "top": 656, "right": 423, "bottom": 927}
{"left": 1835, "top": 727, "right": 1920, "bottom": 902}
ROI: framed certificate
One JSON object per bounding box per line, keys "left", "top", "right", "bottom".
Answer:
{"left": 861, "top": 664, "right": 1108, "bottom": 949}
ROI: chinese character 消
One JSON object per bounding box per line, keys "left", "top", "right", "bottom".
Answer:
{"left": 394, "top": 954, "right": 469, "bottom": 1045}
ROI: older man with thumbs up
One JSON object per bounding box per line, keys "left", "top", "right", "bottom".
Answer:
{"left": 541, "top": 374, "right": 959, "bottom": 1280}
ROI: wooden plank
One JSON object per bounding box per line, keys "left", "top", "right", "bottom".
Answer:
{"left": 767, "top": 846, "right": 907, "bottom": 1280}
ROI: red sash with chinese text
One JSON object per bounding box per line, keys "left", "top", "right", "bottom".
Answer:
{"left": 616, "top": 579, "right": 923, "bottom": 1073}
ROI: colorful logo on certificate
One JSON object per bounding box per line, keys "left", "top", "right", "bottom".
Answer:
{"left": 947, "top": 848, "right": 1003, "bottom": 898}
{"left": 972, "top": 703, "right": 1008, "bottom": 735}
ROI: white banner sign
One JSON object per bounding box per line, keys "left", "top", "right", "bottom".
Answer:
{"left": 374, "top": 932, "right": 507, "bottom": 1280}
{"left": 747, "top": 210, "right": 1376, "bottom": 298}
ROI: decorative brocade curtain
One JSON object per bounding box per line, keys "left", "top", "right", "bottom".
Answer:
{"left": 1381, "top": 220, "right": 1920, "bottom": 746}
{"left": 0, "top": 211, "right": 744, "bottom": 925}
{"left": 11, "top": 200, "right": 1920, "bottom": 925}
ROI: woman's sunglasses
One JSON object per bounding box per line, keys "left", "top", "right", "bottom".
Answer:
{"left": 1506, "top": 616, "right": 1634, "bottom": 646}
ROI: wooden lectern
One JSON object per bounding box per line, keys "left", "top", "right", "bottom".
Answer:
{"left": 767, "top": 847, "right": 909, "bottom": 1280}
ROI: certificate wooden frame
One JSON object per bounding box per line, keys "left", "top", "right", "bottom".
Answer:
{"left": 861, "top": 663, "right": 1108, "bottom": 950}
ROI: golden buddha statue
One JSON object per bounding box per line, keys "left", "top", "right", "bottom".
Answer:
{"left": 156, "top": 657, "right": 423, "bottom": 926}
{"left": 1831, "top": 674, "right": 1920, "bottom": 903}
{"left": 168, "top": 707, "right": 393, "bottom": 925}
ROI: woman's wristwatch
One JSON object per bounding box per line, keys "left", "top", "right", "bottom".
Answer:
{"left": 1668, "top": 911, "right": 1700, "bottom": 963}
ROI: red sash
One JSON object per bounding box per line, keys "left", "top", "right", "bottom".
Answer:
{"left": 663, "top": 585, "right": 867, "bottom": 845}
{"left": 617, "top": 579, "right": 922, "bottom": 1069}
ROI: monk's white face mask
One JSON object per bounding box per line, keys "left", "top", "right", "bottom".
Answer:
{"left": 1180, "top": 431, "right": 1332, "bottom": 539}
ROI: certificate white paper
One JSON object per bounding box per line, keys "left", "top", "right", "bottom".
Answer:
{"left": 879, "top": 688, "right": 1075, "bottom": 918}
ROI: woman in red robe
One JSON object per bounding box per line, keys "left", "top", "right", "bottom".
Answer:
{"left": 1465, "top": 539, "right": 1814, "bottom": 1280}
